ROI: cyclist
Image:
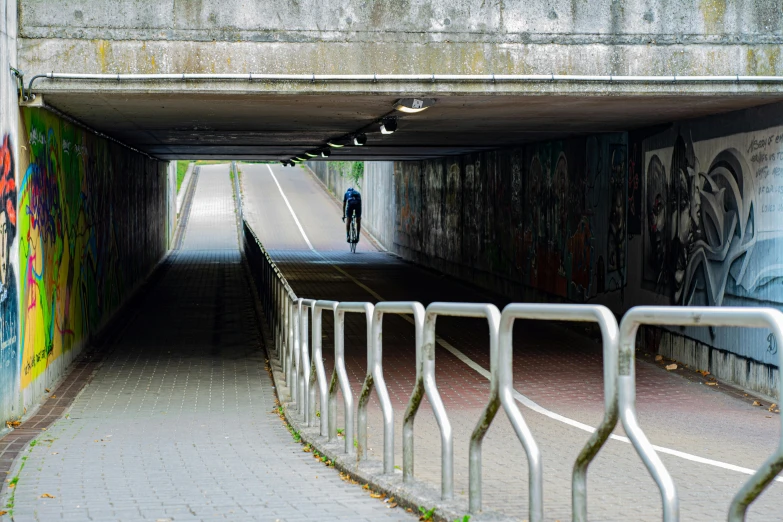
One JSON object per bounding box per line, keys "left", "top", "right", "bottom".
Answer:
{"left": 342, "top": 186, "right": 362, "bottom": 243}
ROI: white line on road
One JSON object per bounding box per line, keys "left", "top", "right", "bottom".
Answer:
{"left": 271, "top": 165, "right": 783, "bottom": 483}
{"left": 267, "top": 165, "right": 316, "bottom": 252}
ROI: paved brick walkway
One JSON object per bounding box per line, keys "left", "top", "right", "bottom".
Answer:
{"left": 3, "top": 165, "right": 412, "bottom": 521}
{"left": 243, "top": 163, "right": 783, "bottom": 521}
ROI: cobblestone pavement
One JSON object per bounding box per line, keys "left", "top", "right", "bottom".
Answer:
{"left": 242, "top": 163, "right": 783, "bottom": 521}
{"left": 3, "top": 165, "right": 413, "bottom": 522}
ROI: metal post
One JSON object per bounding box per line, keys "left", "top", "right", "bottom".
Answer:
{"left": 292, "top": 298, "right": 302, "bottom": 409}
{"left": 328, "top": 303, "right": 371, "bottom": 455}
{"left": 300, "top": 300, "right": 316, "bottom": 424}
{"left": 358, "top": 302, "right": 424, "bottom": 474}
{"left": 404, "top": 302, "right": 460, "bottom": 500}
{"left": 312, "top": 301, "right": 338, "bottom": 437}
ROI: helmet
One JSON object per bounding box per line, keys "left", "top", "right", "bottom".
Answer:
{"left": 347, "top": 187, "right": 353, "bottom": 192}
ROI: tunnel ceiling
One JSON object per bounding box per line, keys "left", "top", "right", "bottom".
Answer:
{"left": 38, "top": 92, "right": 783, "bottom": 161}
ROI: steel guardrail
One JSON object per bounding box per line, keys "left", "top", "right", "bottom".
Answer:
{"left": 242, "top": 219, "right": 783, "bottom": 521}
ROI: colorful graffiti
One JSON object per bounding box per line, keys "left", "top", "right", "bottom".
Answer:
{"left": 19, "top": 109, "right": 167, "bottom": 390}
{"left": 0, "top": 135, "right": 18, "bottom": 414}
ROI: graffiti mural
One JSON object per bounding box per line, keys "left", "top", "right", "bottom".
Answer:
{"left": 393, "top": 134, "right": 627, "bottom": 304}
{"left": 19, "top": 108, "right": 167, "bottom": 392}
{"left": 0, "top": 136, "right": 18, "bottom": 415}
{"left": 518, "top": 135, "right": 627, "bottom": 301}
{"left": 643, "top": 126, "right": 783, "bottom": 308}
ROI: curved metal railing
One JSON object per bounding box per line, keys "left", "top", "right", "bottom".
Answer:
{"left": 243, "top": 221, "right": 783, "bottom": 521}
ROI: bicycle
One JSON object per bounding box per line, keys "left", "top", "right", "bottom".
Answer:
{"left": 348, "top": 209, "right": 359, "bottom": 253}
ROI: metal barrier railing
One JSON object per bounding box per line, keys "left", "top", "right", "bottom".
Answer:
{"left": 357, "top": 302, "right": 426, "bottom": 475}
{"left": 619, "top": 306, "right": 783, "bottom": 522}
{"left": 311, "top": 301, "right": 338, "bottom": 437}
{"left": 243, "top": 221, "right": 783, "bottom": 522}
{"left": 328, "top": 302, "right": 374, "bottom": 455}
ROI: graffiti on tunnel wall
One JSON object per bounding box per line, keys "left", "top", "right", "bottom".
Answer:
{"left": 642, "top": 125, "right": 783, "bottom": 308}
{"left": 394, "top": 134, "right": 628, "bottom": 303}
{"left": 0, "top": 135, "right": 17, "bottom": 414}
{"left": 19, "top": 109, "right": 167, "bottom": 390}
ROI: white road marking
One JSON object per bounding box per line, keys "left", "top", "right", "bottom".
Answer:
{"left": 267, "top": 165, "right": 315, "bottom": 252}
{"left": 270, "top": 165, "right": 783, "bottom": 483}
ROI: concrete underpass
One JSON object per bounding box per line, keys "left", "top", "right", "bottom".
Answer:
{"left": 1, "top": 1, "right": 783, "bottom": 521}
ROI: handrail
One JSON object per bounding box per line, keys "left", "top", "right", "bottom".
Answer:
{"left": 494, "top": 304, "right": 620, "bottom": 522}
{"left": 416, "top": 302, "right": 499, "bottom": 501}
{"left": 312, "top": 301, "right": 338, "bottom": 437}
{"left": 619, "top": 306, "right": 783, "bottom": 522}
{"left": 419, "top": 303, "right": 503, "bottom": 506}
{"left": 299, "top": 299, "right": 317, "bottom": 422}
{"left": 357, "top": 302, "right": 425, "bottom": 475}
{"left": 329, "top": 302, "right": 374, "bottom": 455}
{"left": 243, "top": 220, "right": 783, "bottom": 522}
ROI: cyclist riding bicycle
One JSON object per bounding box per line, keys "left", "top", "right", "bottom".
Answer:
{"left": 342, "top": 187, "right": 362, "bottom": 243}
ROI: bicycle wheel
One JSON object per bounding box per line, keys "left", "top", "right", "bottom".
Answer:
{"left": 350, "top": 219, "right": 357, "bottom": 253}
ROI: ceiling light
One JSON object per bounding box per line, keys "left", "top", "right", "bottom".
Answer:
{"left": 321, "top": 149, "right": 331, "bottom": 158}
{"left": 353, "top": 133, "right": 367, "bottom": 146}
{"left": 380, "top": 118, "right": 397, "bottom": 134}
{"left": 295, "top": 156, "right": 307, "bottom": 161}
{"left": 327, "top": 141, "right": 345, "bottom": 148}
{"left": 394, "top": 98, "right": 435, "bottom": 113}
{"left": 305, "top": 151, "right": 318, "bottom": 158}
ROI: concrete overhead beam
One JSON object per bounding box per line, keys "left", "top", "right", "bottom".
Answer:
{"left": 16, "top": 0, "right": 783, "bottom": 94}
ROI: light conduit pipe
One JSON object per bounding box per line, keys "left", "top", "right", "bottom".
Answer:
{"left": 17, "top": 72, "right": 783, "bottom": 100}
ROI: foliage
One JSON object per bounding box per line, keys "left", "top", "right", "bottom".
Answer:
{"left": 332, "top": 161, "right": 364, "bottom": 188}
{"left": 418, "top": 506, "right": 436, "bottom": 521}
{"left": 176, "top": 161, "right": 190, "bottom": 193}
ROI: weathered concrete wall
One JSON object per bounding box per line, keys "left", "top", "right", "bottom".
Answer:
{"left": 308, "top": 161, "right": 395, "bottom": 247}
{"left": 15, "top": 0, "right": 783, "bottom": 92}
{"left": 18, "top": 107, "right": 170, "bottom": 413}
{"left": 388, "top": 101, "right": 783, "bottom": 397}
{"left": 0, "top": 0, "right": 21, "bottom": 424}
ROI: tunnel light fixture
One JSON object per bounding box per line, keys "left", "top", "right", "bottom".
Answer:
{"left": 353, "top": 133, "right": 367, "bottom": 146}
{"left": 380, "top": 118, "right": 398, "bottom": 135}
{"left": 321, "top": 149, "right": 331, "bottom": 158}
{"left": 394, "top": 98, "right": 435, "bottom": 113}
{"left": 327, "top": 141, "right": 345, "bottom": 148}
{"left": 295, "top": 156, "right": 307, "bottom": 161}
{"left": 305, "top": 151, "right": 318, "bottom": 158}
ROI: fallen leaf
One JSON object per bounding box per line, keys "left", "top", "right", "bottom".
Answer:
{"left": 654, "top": 355, "right": 663, "bottom": 361}
{"left": 362, "top": 484, "right": 370, "bottom": 490}
{"left": 51, "top": 452, "right": 58, "bottom": 455}
{"left": 699, "top": 370, "right": 710, "bottom": 376}
{"left": 7, "top": 483, "right": 14, "bottom": 489}
{"left": 370, "top": 492, "right": 384, "bottom": 499}
{"left": 665, "top": 363, "right": 677, "bottom": 371}
{"left": 45, "top": 389, "right": 50, "bottom": 393}
{"left": 705, "top": 382, "right": 718, "bottom": 386}
{"left": 766, "top": 416, "right": 772, "bottom": 419}
{"left": 0, "top": 510, "right": 7, "bottom": 515}
{"left": 769, "top": 403, "right": 777, "bottom": 412}
{"left": 753, "top": 401, "right": 762, "bottom": 407}
{"left": 387, "top": 502, "right": 398, "bottom": 509}
{"left": 49, "top": 396, "right": 56, "bottom": 399}
{"left": 41, "top": 493, "right": 55, "bottom": 498}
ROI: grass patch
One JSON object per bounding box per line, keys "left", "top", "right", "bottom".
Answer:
{"left": 176, "top": 161, "right": 190, "bottom": 193}
{"left": 6, "top": 453, "right": 30, "bottom": 514}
